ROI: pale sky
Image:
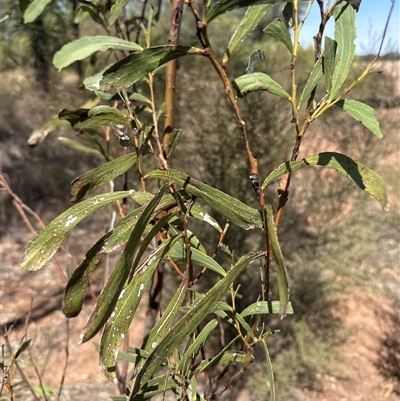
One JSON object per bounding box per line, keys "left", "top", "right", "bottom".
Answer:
{"left": 300, "top": 0, "right": 400, "bottom": 54}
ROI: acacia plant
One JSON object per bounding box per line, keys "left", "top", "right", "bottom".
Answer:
{"left": 21, "top": 0, "right": 392, "bottom": 399}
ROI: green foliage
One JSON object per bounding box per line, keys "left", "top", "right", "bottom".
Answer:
{"left": 17, "top": 0, "right": 395, "bottom": 399}
{"left": 261, "top": 152, "right": 388, "bottom": 208}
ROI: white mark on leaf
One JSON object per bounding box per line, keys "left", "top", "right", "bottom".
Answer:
{"left": 65, "top": 215, "right": 77, "bottom": 228}
{"left": 138, "top": 283, "right": 145, "bottom": 297}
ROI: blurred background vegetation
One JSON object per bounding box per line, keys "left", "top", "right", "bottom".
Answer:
{"left": 1, "top": 0, "right": 399, "bottom": 399}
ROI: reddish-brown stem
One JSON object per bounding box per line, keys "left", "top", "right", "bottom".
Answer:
{"left": 162, "top": 0, "right": 184, "bottom": 162}
{"left": 196, "top": 19, "right": 271, "bottom": 309}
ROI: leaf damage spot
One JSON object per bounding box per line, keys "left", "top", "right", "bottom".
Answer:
{"left": 138, "top": 283, "right": 145, "bottom": 297}
{"left": 65, "top": 215, "right": 77, "bottom": 228}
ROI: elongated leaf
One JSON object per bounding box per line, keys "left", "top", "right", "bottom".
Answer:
{"left": 240, "top": 300, "right": 293, "bottom": 317}
{"left": 178, "top": 320, "right": 218, "bottom": 373}
{"left": 167, "top": 129, "right": 183, "bottom": 158}
{"left": 146, "top": 169, "right": 263, "bottom": 230}
{"left": 335, "top": 99, "right": 382, "bottom": 138}
{"left": 119, "top": 374, "right": 178, "bottom": 401}
{"left": 63, "top": 232, "right": 113, "bottom": 318}
{"left": 264, "top": 204, "right": 289, "bottom": 316}
{"left": 71, "top": 153, "right": 138, "bottom": 202}
{"left": 141, "top": 275, "right": 188, "bottom": 358}
{"left": 323, "top": 36, "right": 337, "bottom": 92}
{"left": 132, "top": 252, "right": 263, "bottom": 393}
{"left": 233, "top": 72, "right": 291, "bottom": 100}
{"left": 58, "top": 137, "right": 103, "bottom": 155}
{"left": 83, "top": 69, "right": 110, "bottom": 92}
{"left": 103, "top": 192, "right": 188, "bottom": 253}
{"left": 100, "top": 46, "right": 199, "bottom": 90}
{"left": 298, "top": 57, "right": 323, "bottom": 108}
{"left": 21, "top": 191, "right": 130, "bottom": 271}
{"left": 189, "top": 205, "right": 222, "bottom": 232}
{"left": 109, "top": 0, "right": 129, "bottom": 26}
{"left": 128, "top": 92, "right": 152, "bottom": 105}
{"left": 328, "top": 2, "right": 356, "bottom": 101}
{"left": 206, "top": 0, "right": 274, "bottom": 23}
{"left": 65, "top": 209, "right": 175, "bottom": 319}
{"left": 213, "top": 308, "right": 256, "bottom": 340}
{"left": 223, "top": 4, "right": 273, "bottom": 65}
{"left": 27, "top": 115, "right": 69, "bottom": 147}
{"left": 263, "top": 18, "right": 293, "bottom": 54}
{"left": 100, "top": 236, "right": 179, "bottom": 381}
{"left": 194, "top": 350, "right": 246, "bottom": 372}
{"left": 80, "top": 185, "right": 169, "bottom": 343}
{"left": 282, "top": 2, "right": 293, "bottom": 27}
{"left": 261, "top": 339, "right": 275, "bottom": 401}
{"left": 23, "top": 0, "right": 52, "bottom": 23}
{"left": 117, "top": 348, "right": 149, "bottom": 364}
{"left": 59, "top": 106, "right": 131, "bottom": 129}
{"left": 168, "top": 241, "right": 227, "bottom": 277}
{"left": 53, "top": 36, "right": 142, "bottom": 70}
{"left": 262, "top": 152, "right": 388, "bottom": 208}
{"left": 76, "top": 4, "right": 105, "bottom": 26}
{"left": 244, "top": 50, "right": 265, "bottom": 74}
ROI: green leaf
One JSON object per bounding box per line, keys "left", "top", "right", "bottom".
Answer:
{"left": 206, "top": 0, "right": 274, "bottom": 23}
{"left": 76, "top": 4, "right": 105, "bottom": 26}
{"left": 23, "top": 0, "right": 52, "bottom": 23}
{"left": 262, "top": 152, "right": 388, "bottom": 209}
{"left": 21, "top": 191, "right": 130, "bottom": 271}
{"left": 233, "top": 72, "right": 291, "bottom": 100}
{"left": 27, "top": 115, "right": 69, "bottom": 147}
{"left": 166, "top": 129, "right": 183, "bottom": 158}
{"left": 189, "top": 205, "right": 222, "bottom": 232}
{"left": 223, "top": 4, "right": 273, "bottom": 65}
{"left": 119, "top": 375, "right": 177, "bottom": 400}
{"left": 109, "top": 0, "right": 129, "bottom": 26}
{"left": 261, "top": 339, "right": 275, "bottom": 401}
{"left": 53, "top": 36, "right": 142, "bottom": 70}
{"left": 298, "top": 57, "right": 323, "bottom": 108}
{"left": 63, "top": 232, "right": 113, "bottom": 318}
{"left": 141, "top": 275, "right": 188, "bottom": 359}
{"left": 100, "top": 46, "right": 199, "bottom": 90}
{"left": 146, "top": 169, "right": 263, "bottom": 230}
{"left": 213, "top": 306, "right": 256, "bottom": 341}
{"left": 244, "top": 50, "right": 265, "bottom": 74}
{"left": 59, "top": 106, "right": 131, "bottom": 129}
{"left": 328, "top": 2, "right": 356, "bottom": 101}
{"left": 13, "top": 339, "right": 32, "bottom": 360}
{"left": 100, "top": 236, "right": 179, "bottom": 382}
{"left": 240, "top": 300, "right": 293, "bottom": 317}
{"left": 103, "top": 192, "right": 187, "bottom": 253}
{"left": 282, "top": 2, "right": 293, "bottom": 27}
{"left": 322, "top": 36, "right": 337, "bottom": 93}
{"left": 194, "top": 350, "right": 246, "bottom": 372}
{"left": 132, "top": 252, "right": 263, "bottom": 393}
{"left": 71, "top": 153, "right": 138, "bottom": 202}
{"left": 82, "top": 70, "right": 109, "bottom": 92}
{"left": 177, "top": 319, "right": 218, "bottom": 373}
{"left": 80, "top": 185, "right": 169, "bottom": 343}
{"left": 58, "top": 137, "right": 103, "bottom": 155}
{"left": 335, "top": 99, "right": 382, "bottom": 138}
{"left": 117, "top": 348, "right": 149, "bottom": 365}
{"left": 264, "top": 204, "right": 289, "bottom": 316}
{"left": 168, "top": 241, "right": 227, "bottom": 277}
{"left": 263, "top": 18, "right": 293, "bottom": 54}
{"left": 128, "top": 92, "right": 152, "bottom": 105}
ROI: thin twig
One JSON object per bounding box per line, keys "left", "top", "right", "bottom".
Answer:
{"left": 57, "top": 319, "right": 70, "bottom": 401}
